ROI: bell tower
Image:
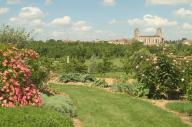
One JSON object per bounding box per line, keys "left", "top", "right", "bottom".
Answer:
{"left": 156, "top": 28, "right": 162, "bottom": 37}
{"left": 134, "top": 28, "right": 140, "bottom": 39}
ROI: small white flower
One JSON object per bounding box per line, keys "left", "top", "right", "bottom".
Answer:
{"left": 181, "top": 78, "right": 185, "bottom": 82}
{"left": 136, "top": 65, "right": 139, "bottom": 69}
{"left": 155, "top": 66, "right": 159, "bottom": 69}
{"left": 140, "top": 56, "right": 143, "bottom": 58}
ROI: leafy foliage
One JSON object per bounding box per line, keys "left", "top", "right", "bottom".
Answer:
{"left": 92, "top": 79, "right": 109, "bottom": 88}
{"left": 123, "top": 48, "right": 152, "bottom": 74}
{"left": 59, "top": 73, "right": 96, "bottom": 83}
{"left": 24, "top": 41, "right": 127, "bottom": 59}
{"left": 27, "top": 59, "right": 50, "bottom": 92}
{"left": 112, "top": 78, "right": 149, "bottom": 97}
{"left": 141, "top": 55, "right": 182, "bottom": 99}
{"left": 133, "top": 82, "right": 150, "bottom": 97}
{"left": 0, "top": 25, "right": 31, "bottom": 47}
{"left": 97, "top": 57, "right": 113, "bottom": 74}
{"left": 187, "top": 81, "right": 192, "bottom": 101}
{"left": 63, "top": 59, "right": 88, "bottom": 74}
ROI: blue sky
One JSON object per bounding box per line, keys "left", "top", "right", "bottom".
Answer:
{"left": 0, "top": 0, "right": 192, "bottom": 40}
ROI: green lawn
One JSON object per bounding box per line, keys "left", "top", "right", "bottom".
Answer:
{"left": 49, "top": 84, "right": 189, "bottom": 127}
{"left": 0, "top": 106, "right": 73, "bottom": 127}
{"left": 166, "top": 102, "right": 192, "bottom": 115}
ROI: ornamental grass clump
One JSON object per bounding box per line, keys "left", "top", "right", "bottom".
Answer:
{"left": 0, "top": 48, "right": 41, "bottom": 107}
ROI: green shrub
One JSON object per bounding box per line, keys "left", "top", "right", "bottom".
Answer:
{"left": 96, "top": 57, "right": 113, "bottom": 74}
{"left": 112, "top": 82, "right": 149, "bottom": 97}
{"left": 0, "top": 43, "right": 12, "bottom": 50}
{"left": 92, "top": 79, "right": 109, "bottom": 88}
{"left": 28, "top": 59, "right": 50, "bottom": 92}
{"left": 41, "top": 94, "right": 77, "bottom": 117}
{"left": 123, "top": 48, "right": 152, "bottom": 74}
{"left": 141, "top": 55, "right": 181, "bottom": 99}
{"left": 80, "top": 74, "right": 96, "bottom": 83}
{"left": 133, "top": 82, "right": 149, "bottom": 97}
{"left": 181, "top": 61, "right": 192, "bottom": 92}
{"left": 112, "top": 83, "right": 135, "bottom": 95}
{"left": 59, "top": 73, "right": 80, "bottom": 83}
{"left": 59, "top": 73, "right": 96, "bottom": 83}
{"left": 0, "top": 25, "right": 31, "bottom": 48}
{"left": 63, "top": 59, "right": 87, "bottom": 74}
{"left": 187, "top": 81, "right": 192, "bottom": 101}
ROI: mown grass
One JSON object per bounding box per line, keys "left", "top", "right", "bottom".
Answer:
{"left": 0, "top": 106, "right": 74, "bottom": 127}
{"left": 49, "top": 84, "right": 188, "bottom": 127}
{"left": 166, "top": 102, "right": 192, "bottom": 115}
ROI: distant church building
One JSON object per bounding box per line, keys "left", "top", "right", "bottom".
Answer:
{"left": 134, "top": 28, "right": 164, "bottom": 45}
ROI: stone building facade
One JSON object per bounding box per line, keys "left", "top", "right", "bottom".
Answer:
{"left": 134, "top": 28, "right": 164, "bottom": 45}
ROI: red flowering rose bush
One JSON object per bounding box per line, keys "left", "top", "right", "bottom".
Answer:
{"left": 0, "top": 48, "right": 41, "bottom": 107}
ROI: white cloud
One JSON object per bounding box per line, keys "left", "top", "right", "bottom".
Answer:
{"left": 33, "top": 28, "right": 44, "bottom": 34}
{"left": 5, "top": 0, "right": 21, "bottom": 4}
{"left": 128, "top": 14, "right": 177, "bottom": 26}
{"left": 19, "top": 7, "right": 44, "bottom": 19}
{"left": 0, "top": 7, "right": 9, "bottom": 15}
{"left": 10, "top": 17, "right": 46, "bottom": 28}
{"left": 182, "top": 23, "right": 192, "bottom": 30}
{"left": 145, "top": 0, "right": 192, "bottom": 5}
{"left": 52, "top": 31, "right": 67, "bottom": 37}
{"left": 72, "top": 21, "right": 92, "bottom": 32}
{"left": 175, "top": 8, "right": 192, "bottom": 18}
{"left": 31, "top": 19, "right": 46, "bottom": 27}
{"left": 143, "top": 27, "right": 156, "bottom": 33}
{"left": 109, "top": 19, "right": 117, "bottom": 24}
{"left": 44, "top": 0, "right": 53, "bottom": 5}
{"left": 128, "top": 18, "right": 143, "bottom": 25}
{"left": 103, "top": 0, "right": 116, "bottom": 6}
{"left": 51, "top": 16, "right": 71, "bottom": 26}
{"left": 9, "top": 17, "right": 17, "bottom": 22}
{"left": 9, "top": 6, "right": 45, "bottom": 29}
{"left": 109, "top": 19, "right": 127, "bottom": 24}
{"left": 95, "top": 30, "right": 104, "bottom": 34}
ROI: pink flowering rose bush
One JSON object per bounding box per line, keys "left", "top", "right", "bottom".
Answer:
{"left": 0, "top": 47, "right": 41, "bottom": 107}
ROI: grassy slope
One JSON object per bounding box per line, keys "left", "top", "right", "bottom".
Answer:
{"left": 49, "top": 84, "right": 188, "bottom": 127}
{"left": 0, "top": 106, "right": 74, "bottom": 127}
{"left": 166, "top": 102, "right": 192, "bottom": 115}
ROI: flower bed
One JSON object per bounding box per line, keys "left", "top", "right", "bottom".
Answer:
{"left": 0, "top": 48, "right": 41, "bottom": 107}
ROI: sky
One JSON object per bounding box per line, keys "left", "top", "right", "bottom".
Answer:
{"left": 0, "top": 0, "right": 192, "bottom": 41}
